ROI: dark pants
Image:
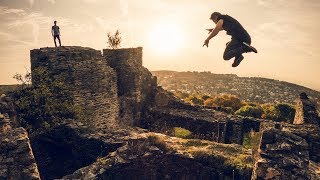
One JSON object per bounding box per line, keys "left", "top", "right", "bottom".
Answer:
{"left": 53, "top": 35, "right": 61, "bottom": 47}
{"left": 223, "top": 35, "right": 251, "bottom": 60}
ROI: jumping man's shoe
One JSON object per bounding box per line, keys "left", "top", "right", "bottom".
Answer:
{"left": 243, "top": 42, "right": 258, "bottom": 53}
{"left": 232, "top": 55, "right": 244, "bottom": 67}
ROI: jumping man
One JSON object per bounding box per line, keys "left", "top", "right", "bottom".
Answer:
{"left": 51, "top": 21, "right": 61, "bottom": 47}
{"left": 203, "top": 12, "right": 257, "bottom": 67}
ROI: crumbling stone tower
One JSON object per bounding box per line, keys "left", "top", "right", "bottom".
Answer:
{"left": 103, "top": 47, "right": 157, "bottom": 126}
{"left": 293, "top": 92, "right": 319, "bottom": 125}
{"left": 30, "top": 46, "right": 119, "bottom": 129}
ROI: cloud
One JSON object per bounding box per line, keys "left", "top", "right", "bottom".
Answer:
{"left": 0, "top": 6, "right": 26, "bottom": 15}
{"left": 26, "top": 0, "right": 56, "bottom": 7}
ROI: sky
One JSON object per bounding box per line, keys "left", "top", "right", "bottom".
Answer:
{"left": 0, "top": 0, "right": 320, "bottom": 91}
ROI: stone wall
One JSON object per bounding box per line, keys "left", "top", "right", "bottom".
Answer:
{"left": 252, "top": 128, "right": 310, "bottom": 180}
{"left": 31, "top": 46, "right": 119, "bottom": 129}
{"left": 282, "top": 123, "right": 320, "bottom": 163}
{"left": 0, "top": 94, "right": 18, "bottom": 127}
{"left": 143, "top": 106, "right": 263, "bottom": 144}
{"left": 103, "top": 48, "right": 157, "bottom": 126}
{"left": 293, "top": 92, "right": 319, "bottom": 125}
{"left": 0, "top": 113, "right": 40, "bottom": 179}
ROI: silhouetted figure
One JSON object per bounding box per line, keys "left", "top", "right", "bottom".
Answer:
{"left": 203, "top": 12, "right": 258, "bottom": 67}
{"left": 51, "top": 21, "right": 61, "bottom": 47}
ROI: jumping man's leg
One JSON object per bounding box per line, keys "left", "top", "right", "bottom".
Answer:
{"left": 223, "top": 39, "right": 244, "bottom": 60}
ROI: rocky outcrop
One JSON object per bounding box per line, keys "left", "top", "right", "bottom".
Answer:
{"left": 293, "top": 92, "right": 319, "bottom": 125}
{"left": 252, "top": 128, "right": 310, "bottom": 180}
{"left": 0, "top": 113, "right": 40, "bottom": 180}
{"left": 103, "top": 48, "right": 157, "bottom": 126}
{"left": 63, "top": 133, "right": 253, "bottom": 179}
{"left": 282, "top": 123, "right": 320, "bottom": 163}
{"left": 31, "top": 46, "right": 119, "bottom": 129}
{"left": 29, "top": 123, "right": 124, "bottom": 179}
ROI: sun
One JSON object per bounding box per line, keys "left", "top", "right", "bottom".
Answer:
{"left": 147, "top": 22, "right": 184, "bottom": 55}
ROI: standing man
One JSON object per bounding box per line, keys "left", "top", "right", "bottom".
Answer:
{"left": 51, "top": 21, "right": 61, "bottom": 47}
{"left": 203, "top": 12, "right": 257, "bottom": 67}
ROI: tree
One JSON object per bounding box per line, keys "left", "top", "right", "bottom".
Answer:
{"left": 274, "top": 103, "right": 295, "bottom": 123}
{"left": 211, "top": 94, "right": 243, "bottom": 112}
{"left": 201, "top": 95, "right": 211, "bottom": 101}
{"left": 174, "top": 91, "right": 190, "bottom": 100}
{"left": 107, "top": 30, "right": 122, "bottom": 49}
{"left": 261, "top": 104, "right": 278, "bottom": 120}
{"left": 13, "top": 70, "right": 32, "bottom": 89}
{"left": 235, "top": 105, "right": 263, "bottom": 118}
{"left": 185, "top": 95, "right": 204, "bottom": 106}
{"left": 204, "top": 98, "right": 218, "bottom": 107}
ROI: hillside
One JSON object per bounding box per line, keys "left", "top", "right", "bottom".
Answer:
{"left": 152, "top": 71, "right": 320, "bottom": 105}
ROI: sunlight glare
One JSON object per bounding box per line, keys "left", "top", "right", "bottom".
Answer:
{"left": 148, "top": 22, "right": 184, "bottom": 55}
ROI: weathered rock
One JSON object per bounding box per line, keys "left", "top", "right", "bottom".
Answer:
{"left": 103, "top": 48, "right": 157, "bottom": 126}
{"left": 0, "top": 94, "right": 18, "bottom": 127}
{"left": 293, "top": 92, "right": 319, "bottom": 125}
{"left": 30, "top": 46, "right": 119, "bottom": 129}
{"left": 282, "top": 123, "right": 320, "bottom": 163}
{"left": 63, "top": 133, "right": 253, "bottom": 179}
{"left": 252, "top": 128, "right": 310, "bottom": 180}
{"left": 0, "top": 115, "right": 40, "bottom": 180}
{"left": 30, "top": 123, "right": 124, "bottom": 180}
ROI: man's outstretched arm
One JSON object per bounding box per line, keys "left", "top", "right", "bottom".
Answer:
{"left": 203, "top": 19, "right": 223, "bottom": 47}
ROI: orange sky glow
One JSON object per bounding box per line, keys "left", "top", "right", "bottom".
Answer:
{"left": 0, "top": 0, "right": 319, "bottom": 91}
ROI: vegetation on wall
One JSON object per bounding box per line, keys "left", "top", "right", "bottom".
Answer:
{"left": 10, "top": 67, "right": 75, "bottom": 129}
{"left": 174, "top": 91, "right": 296, "bottom": 122}
{"left": 107, "top": 30, "right": 122, "bottom": 49}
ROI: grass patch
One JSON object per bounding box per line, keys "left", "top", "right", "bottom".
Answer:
{"left": 242, "top": 130, "right": 262, "bottom": 151}
{"left": 147, "top": 135, "right": 174, "bottom": 153}
{"left": 185, "top": 140, "right": 209, "bottom": 147}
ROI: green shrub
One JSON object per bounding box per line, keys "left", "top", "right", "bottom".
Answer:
{"left": 201, "top": 95, "right": 211, "bottom": 101}
{"left": 274, "top": 103, "right": 295, "bottom": 123}
{"left": 185, "top": 96, "right": 204, "bottom": 106}
{"left": 242, "top": 130, "right": 262, "bottom": 151}
{"left": 235, "top": 105, "right": 263, "bottom": 118}
{"left": 211, "top": 94, "right": 243, "bottom": 112}
{"left": 173, "top": 127, "right": 192, "bottom": 139}
{"left": 11, "top": 67, "right": 75, "bottom": 127}
{"left": 261, "top": 104, "right": 278, "bottom": 120}
{"left": 242, "top": 132, "right": 251, "bottom": 149}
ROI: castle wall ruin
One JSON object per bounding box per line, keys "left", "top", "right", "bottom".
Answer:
{"left": 30, "top": 47, "right": 119, "bottom": 129}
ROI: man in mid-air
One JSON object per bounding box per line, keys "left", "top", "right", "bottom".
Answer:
{"left": 51, "top": 21, "right": 61, "bottom": 47}
{"left": 203, "top": 12, "right": 257, "bottom": 67}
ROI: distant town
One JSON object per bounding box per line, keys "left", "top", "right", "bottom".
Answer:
{"left": 152, "top": 71, "right": 320, "bottom": 106}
